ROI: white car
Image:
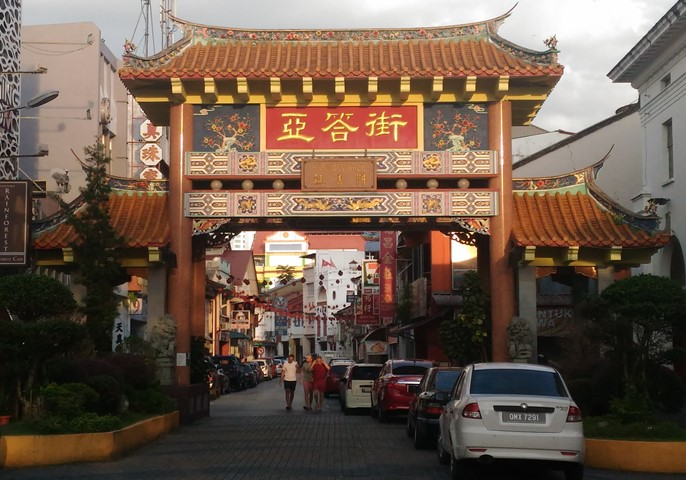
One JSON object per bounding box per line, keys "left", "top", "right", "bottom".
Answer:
{"left": 437, "top": 362, "right": 585, "bottom": 480}
{"left": 338, "top": 363, "right": 383, "bottom": 414}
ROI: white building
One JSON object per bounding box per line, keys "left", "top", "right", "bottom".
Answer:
{"left": 608, "top": 0, "right": 686, "bottom": 283}
{"left": 301, "top": 250, "right": 365, "bottom": 359}
{"left": 20, "top": 23, "right": 128, "bottom": 217}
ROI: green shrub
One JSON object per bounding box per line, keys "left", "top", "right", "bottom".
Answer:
{"left": 585, "top": 416, "right": 686, "bottom": 441}
{"left": 36, "top": 412, "right": 122, "bottom": 434}
{"left": 84, "top": 375, "right": 121, "bottom": 415}
{"left": 41, "top": 383, "right": 99, "bottom": 417}
{"left": 128, "top": 388, "right": 176, "bottom": 414}
{"left": 566, "top": 378, "right": 593, "bottom": 415}
{"left": 590, "top": 361, "right": 623, "bottom": 415}
{"left": 648, "top": 365, "right": 686, "bottom": 414}
{"left": 104, "top": 353, "right": 157, "bottom": 390}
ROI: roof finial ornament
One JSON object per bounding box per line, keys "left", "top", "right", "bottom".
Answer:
{"left": 544, "top": 35, "right": 558, "bottom": 50}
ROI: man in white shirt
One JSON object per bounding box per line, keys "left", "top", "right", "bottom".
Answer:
{"left": 279, "top": 354, "right": 299, "bottom": 410}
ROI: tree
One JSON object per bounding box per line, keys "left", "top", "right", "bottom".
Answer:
{"left": 276, "top": 265, "right": 296, "bottom": 286}
{"left": 66, "top": 142, "right": 127, "bottom": 355}
{"left": 0, "top": 274, "right": 87, "bottom": 418}
{"left": 583, "top": 274, "right": 686, "bottom": 395}
{"left": 439, "top": 270, "right": 490, "bottom": 365}
{"left": 0, "top": 274, "right": 76, "bottom": 322}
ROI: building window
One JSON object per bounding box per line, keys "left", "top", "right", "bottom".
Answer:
{"left": 664, "top": 119, "right": 674, "bottom": 180}
{"left": 661, "top": 73, "right": 671, "bottom": 90}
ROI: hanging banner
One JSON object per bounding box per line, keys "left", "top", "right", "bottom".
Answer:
{"left": 379, "top": 231, "right": 397, "bottom": 323}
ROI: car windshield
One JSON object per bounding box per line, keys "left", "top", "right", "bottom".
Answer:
{"left": 392, "top": 363, "right": 431, "bottom": 375}
{"left": 351, "top": 366, "right": 382, "bottom": 380}
{"left": 470, "top": 369, "right": 568, "bottom": 397}
{"left": 330, "top": 365, "right": 349, "bottom": 375}
{"left": 434, "top": 370, "right": 462, "bottom": 392}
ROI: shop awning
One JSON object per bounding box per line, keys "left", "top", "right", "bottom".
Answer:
{"left": 229, "top": 331, "right": 250, "bottom": 340}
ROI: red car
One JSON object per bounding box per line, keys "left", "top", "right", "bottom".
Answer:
{"left": 324, "top": 361, "right": 353, "bottom": 397}
{"left": 370, "top": 359, "right": 436, "bottom": 423}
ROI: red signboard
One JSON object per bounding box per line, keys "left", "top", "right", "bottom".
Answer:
{"left": 265, "top": 106, "right": 418, "bottom": 150}
{"left": 0, "top": 181, "right": 30, "bottom": 266}
{"left": 379, "top": 231, "right": 397, "bottom": 323}
{"left": 356, "top": 291, "right": 379, "bottom": 326}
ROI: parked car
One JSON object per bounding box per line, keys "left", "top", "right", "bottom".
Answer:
{"left": 436, "top": 362, "right": 584, "bottom": 480}
{"left": 339, "top": 363, "right": 383, "bottom": 414}
{"left": 407, "top": 366, "right": 463, "bottom": 449}
{"left": 247, "top": 361, "right": 263, "bottom": 384}
{"left": 325, "top": 360, "right": 353, "bottom": 397}
{"left": 255, "top": 358, "right": 274, "bottom": 380}
{"left": 371, "top": 359, "right": 436, "bottom": 422}
{"left": 239, "top": 363, "right": 258, "bottom": 388}
{"left": 274, "top": 358, "right": 284, "bottom": 377}
{"left": 208, "top": 361, "right": 228, "bottom": 398}
{"left": 213, "top": 354, "right": 241, "bottom": 391}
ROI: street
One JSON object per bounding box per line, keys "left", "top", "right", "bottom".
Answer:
{"left": 0, "top": 379, "right": 683, "bottom": 480}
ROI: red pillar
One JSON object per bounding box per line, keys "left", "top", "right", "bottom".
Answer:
{"left": 168, "top": 103, "right": 194, "bottom": 385}
{"left": 488, "top": 101, "right": 515, "bottom": 362}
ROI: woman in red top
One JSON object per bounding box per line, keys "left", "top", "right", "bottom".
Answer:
{"left": 311, "top": 356, "right": 330, "bottom": 412}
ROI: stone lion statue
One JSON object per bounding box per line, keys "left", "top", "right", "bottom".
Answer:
{"left": 507, "top": 316, "right": 533, "bottom": 361}
{"left": 147, "top": 314, "right": 176, "bottom": 359}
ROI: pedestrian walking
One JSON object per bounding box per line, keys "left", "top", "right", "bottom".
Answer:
{"left": 300, "top": 354, "right": 314, "bottom": 410}
{"left": 311, "top": 355, "right": 330, "bottom": 412}
{"left": 279, "top": 354, "right": 299, "bottom": 410}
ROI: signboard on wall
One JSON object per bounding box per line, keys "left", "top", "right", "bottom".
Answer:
{"left": 230, "top": 310, "right": 251, "bottom": 329}
{"left": 0, "top": 181, "right": 30, "bottom": 266}
{"left": 265, "top": 106, "right": 418, "bottom": 150}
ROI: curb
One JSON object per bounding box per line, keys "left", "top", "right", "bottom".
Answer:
{"left": 0, "top": 411, "right": 179, "bottom": 468}
{"left": 585, "top": 438, "right": 686, "bottom": 473}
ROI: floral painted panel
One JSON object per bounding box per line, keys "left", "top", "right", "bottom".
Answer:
{"left": 193, "top": 105, "right": 259, "bottom": 153}
{"left": 423, "top": 103, "right": 488, "bottom": 152}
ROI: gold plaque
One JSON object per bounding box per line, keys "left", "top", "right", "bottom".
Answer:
{"left": 301, "top": 157, "right": 377, "bottom": 191}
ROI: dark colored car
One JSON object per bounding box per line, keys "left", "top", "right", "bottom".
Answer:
{"left": 371, "top": 359, "right": 436, "bottom": 422}
{"left": 406, "top": 366, "right": 463, "bottom": 449}
{"left": 213, "top": 354, "right": 241, "bottom": 391}
{"left": 239, "top": 363, "right": 258, "bottom": 388}
{"left": 324, "top": 361, "right": 353, "bottom": 397}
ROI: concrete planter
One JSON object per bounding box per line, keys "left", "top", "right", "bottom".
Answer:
{"left": 0, "top": 411, "right": 178, "bottom": 468}
{"left": 585, "top": 438, "right": 686, "bottom": 473}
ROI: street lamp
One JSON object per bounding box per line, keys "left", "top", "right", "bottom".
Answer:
{"left": 0, "top": 90, "right": 59, "bottom": 115}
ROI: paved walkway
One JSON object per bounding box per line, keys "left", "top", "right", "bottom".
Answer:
{"left": 0, "top": 380, "right": 682, "bottom": 480}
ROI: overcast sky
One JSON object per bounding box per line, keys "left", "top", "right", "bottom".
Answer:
{"left": 21, "top": 0, "right": 676, "bottom": 132}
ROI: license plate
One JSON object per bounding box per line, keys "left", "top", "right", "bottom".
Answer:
{"left": 502, "top": 412, "right": 545, "bottom": 423}
{"left": 361, "top": 387, "right": 371, "bottom": 393}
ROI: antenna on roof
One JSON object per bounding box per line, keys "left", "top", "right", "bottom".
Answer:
{"left": 160, "top": 0, "right": 177, "bottom": 49}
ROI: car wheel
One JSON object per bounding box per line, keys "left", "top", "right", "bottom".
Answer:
{"left": 413, "top": 422, "right": 427, "bottom": 449}
{"left": 377, "top": 401, "right": 387, "bottom": 423}
{"left": 564, "top": 463, "right": 584, "bottom": 480}
{"left": 436, "top": 435, "right": 450, "bottom": 465}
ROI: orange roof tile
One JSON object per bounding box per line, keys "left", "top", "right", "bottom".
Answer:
{"left": 512, "top": 192, "right": 670, "bottom": 248}
{"left": 120, "top": 13, "right": 562, "bottom": 80}
{"left": 34, "top": 191, "right": 170, "bottom": 250}
{"left": 120, "top": 38, "right": 562, "bottom": 80}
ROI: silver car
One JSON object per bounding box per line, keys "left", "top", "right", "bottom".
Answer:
{"left": 437, "top": 362, "right": 585, "bottom": 480}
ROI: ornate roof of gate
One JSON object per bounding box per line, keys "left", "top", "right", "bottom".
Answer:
{"left": 119, "top": 8, "right": 563, "bottom": 126}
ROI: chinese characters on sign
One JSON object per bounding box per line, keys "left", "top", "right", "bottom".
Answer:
{"left": 266, "top": 106, "right": 418, "bottom": 150}
{"left": 302, "top": 158, "right": 377, "bottom": 191}
{"left": 379, "top": 231, "right": 397, "bottom": 324}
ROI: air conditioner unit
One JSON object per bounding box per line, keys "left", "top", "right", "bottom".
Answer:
{"left": 219, "top": 322, "right": 231, "bottom": 331}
